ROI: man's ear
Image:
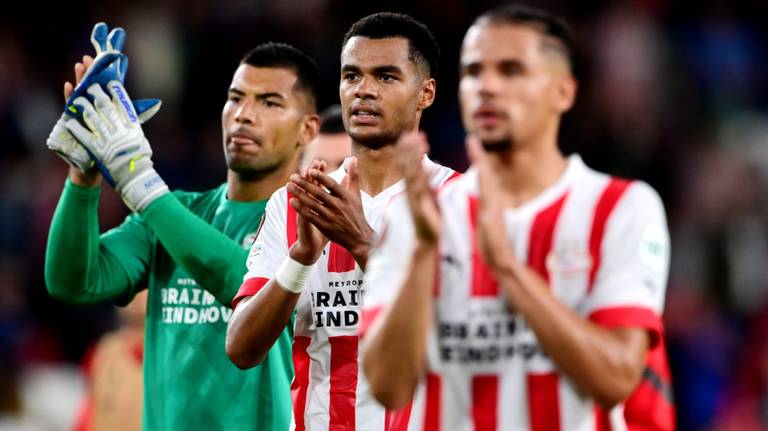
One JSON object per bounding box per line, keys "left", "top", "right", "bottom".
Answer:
{"left": 553, "top": 74, "right": 577, "bottom": 114}
{"left": 417, "top": 78, "right": 436, "bottom": 111}
{"left": 299, "top": 114, "right": 320, "bottom": 148}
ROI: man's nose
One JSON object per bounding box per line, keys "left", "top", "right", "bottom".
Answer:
{"left": 235, "top": 99, "right": 258, "bottom": 124}
{"left": 354, "top": 76, "right": 378, "bottom": 99}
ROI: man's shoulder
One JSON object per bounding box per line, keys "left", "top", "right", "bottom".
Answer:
{"left": 171, "top": 184, "right": 226, "bottom": 207}
{"left": 423, "top": 157, "right": 460, "bottom": 189}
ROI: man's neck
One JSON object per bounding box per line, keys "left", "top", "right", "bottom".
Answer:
{"left": 487, "top": 133, "right": 568, "bottom": 208}
{"left": 226, "top": 159, "right": 297, "bottom": 202}
{"left": 350, "top": 143, "right": 405, "bottom": 197}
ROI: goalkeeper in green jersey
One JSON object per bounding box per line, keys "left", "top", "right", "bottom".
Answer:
{"left": 44, "top": 24, "right": 320, "bottom": 430}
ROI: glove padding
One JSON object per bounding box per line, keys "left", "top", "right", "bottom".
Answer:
{"left": 65, "top": 81, "right": 168, "bottom": 212}
{"left": 47, "top": 23, "right": 161, "bottom": 171}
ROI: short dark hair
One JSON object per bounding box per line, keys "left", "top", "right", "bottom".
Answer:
{"left": 342, "top": 12, "right": 439, "bottom": 78}
{"left": 474, "top": 4, "right": 575, "bottom": 71}
{"left": 240, "top": 42, "right": 320, "bottom": 111}
{"left": 318, "top": 105, "right": 345, "bottom": 134}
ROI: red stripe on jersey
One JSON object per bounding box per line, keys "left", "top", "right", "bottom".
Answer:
{"left": 329, "top": 335, "right": 359, "bottom": 430}
{"left": 423, "top": 373, "right": 441, "bottom": 431}
{"left": 528, "top": 192, "right": 569, "bottom": 282}
{"left": 328, "top": 242, "right": 357, "bottom": 273}
{"left": 472, "top": 375, "right": 498, "bottom": 431}
{"left": 595, "top": 406, "right": 612, "bottom": 431}
{"left": 446, "top": 171, "right": 462, "bottom": 182}
{"left": 527, "top": 373, "right": 560, "bottom": 431}
{"left": 467, "top": 196, "right": 499, "bottom": 296}
{"left": 589, "top": 306, "right": 663, "bottom": 348}
{"left": 385, "top": 403, "right": 413, "bottom": 431}
{"left": 291, "top": 336, "right": 312, "bottom": 431}
{"left": 437, "top": 171, "right": 462, "bottom": 194}
{"left": 587, "top": 178, "right": 632, "bottom": 292}
{"left": 232, "top": 277, "right": 269, "bottom": 308}
{"left": 286, "top": 191, "right": 298, "bottom": 247}
{"left": 624, "top": 339, "right": 675, "bottom": 431}
{"left": 359, "top": 306, "right": 383, "bottom": 338}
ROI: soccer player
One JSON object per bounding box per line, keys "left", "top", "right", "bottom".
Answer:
{"left": 226, "top": 13, "right": 457, "bottom": 430}
{"left": 300, "top": 104, "right": 352, "bottom": 171}
{"left": 362, "top": 5, "right": 674, "bottom": 430}
{"left": 45, "top": 39, "right": 320, "bottom": 430}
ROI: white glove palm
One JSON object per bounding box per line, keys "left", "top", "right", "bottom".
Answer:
{"left": 46, "top": 22, "right": 161, "bottom": 171}
{"left": 65, "top": 81, "right": 168, "bottom": 212}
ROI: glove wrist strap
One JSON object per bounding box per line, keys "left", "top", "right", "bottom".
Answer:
{"left": 120, "top": 167, "right": 169, "bottom": 212}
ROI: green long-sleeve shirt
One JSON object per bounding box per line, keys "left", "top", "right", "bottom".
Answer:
{"left": 45, "top": 179, "right": 293, "bottom": 431}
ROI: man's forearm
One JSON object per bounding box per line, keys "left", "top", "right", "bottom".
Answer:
{"left": 497, "top": 264, "right": 649, "bottom": 408}
{"left": 363, "top": 241, "right": 437, "bottom": 409}
{"left": 45, "top": 178, "right": 133, "bottom": 303}
{"left": 140, "top": 193, "right": 247, "bottom": 306}
{"left": 226, "top": 282, "right": 300, "bottom": 369}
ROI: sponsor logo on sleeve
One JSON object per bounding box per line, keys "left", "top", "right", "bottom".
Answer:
{"left": 638, "top": 224, "right": 668, "bottom": 272}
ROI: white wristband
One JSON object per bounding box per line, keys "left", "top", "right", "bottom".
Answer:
{"left": 275, "top": 257, "right": 313, "bottom": 294}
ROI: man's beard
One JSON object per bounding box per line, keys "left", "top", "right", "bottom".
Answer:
{"left": 350, "top": 129, "right": 400, "bottom": 150}
{"left": 480, "top": 135, "right": 514, "bottom": 152}
{"left": 226, "top": 156, "right": 283, "bottom": 182}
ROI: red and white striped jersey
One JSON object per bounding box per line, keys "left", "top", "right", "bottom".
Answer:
{"left": 362, "top": 155, "right": 673, "bottom": 431}
{"left": 235, "top": 156, "right": 458, "bottom": 431}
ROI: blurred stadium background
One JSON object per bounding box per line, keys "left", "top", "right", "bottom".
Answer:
{"left": 1, "top": 0, "right": 768, "bottom": 429}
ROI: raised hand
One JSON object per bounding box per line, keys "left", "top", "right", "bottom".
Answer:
{"left": 288, "top": 157, "right": 374, "bottom": 268}
{"left": 466, "top": 136, "right": 517, "bottom": 271}
{"left": 48, "top": 23, "right": 162, "bottom": 174}
{"left": 288, "top": 160, "right": 330, "bottom": 265}
{"left": 397, "top": 131, "right": 441, "bottom": 244}
{"left": 64, "top": 81, "right": 168, "bottom": 211}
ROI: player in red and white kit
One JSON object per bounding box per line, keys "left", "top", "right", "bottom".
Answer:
{"left": 362, "top": 5, "right": 674, "bottom": 431}
{"left": 226, "top": 13, "right": 457, "bottom": 431}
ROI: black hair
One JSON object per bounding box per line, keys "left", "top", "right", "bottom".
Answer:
{"left": 240, "top": 42, "right": 320, "bottom": 111}
{"left": 474, "top": 4, "right": 575, "bottom": 70}
{"left": 318, "top": 105, "right": 345, "bottom": 134}
{"left": 342, "top": 12, "right": 439, "bottom": 78}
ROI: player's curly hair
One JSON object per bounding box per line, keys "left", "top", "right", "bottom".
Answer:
{"left": 343, "top": 12, "right": 439, "bottom": 78}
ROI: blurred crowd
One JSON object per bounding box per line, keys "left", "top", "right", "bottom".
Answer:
{"left": 1, "top": 0, "right": 767, "bottom": 429}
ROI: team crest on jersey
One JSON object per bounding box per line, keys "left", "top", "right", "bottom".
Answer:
{"left": 246, "top": 240, "right": 265, "bottom": 266}
{"left": 241, "top": 214, "right": 266, "bottom": 249}
{"left": 242, "top": 232, "right": 258, "bottom": 249}
{"left": 546, "top": 240, "right": 591, "bottom": 277}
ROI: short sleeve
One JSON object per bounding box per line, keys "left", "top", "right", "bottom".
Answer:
{"left": 360, "top": 196, "right": 417, "bottom": 337}
{"left": 585, "top": 181, "right": 670, "bottom": 347}
{"left": 232, "top": 188, "right": 289, "bottom": 308}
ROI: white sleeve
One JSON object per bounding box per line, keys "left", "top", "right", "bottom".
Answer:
{"left": 585, "top": 181, "right": 670, "bottom": 346}
{"left": 360, "top": 195, "right": 416, "bottom": 336}
{"left": 233, "top": 188, "right": 289, "bottom": 307}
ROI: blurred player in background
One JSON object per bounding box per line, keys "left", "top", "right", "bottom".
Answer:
{"left": 301, "top": 104, "right": 352, "bottom": 171}
{"left": 74, "top": 290, "right": 147, "bottom": 431}
{"left": 44, "top": 31, "right": 319, "bottom": 430}
{"left": 226, "top": 12, "right": 457, "bottom": 430}
{"left": 362, "top": 5, "right": 674, "bottom": 430}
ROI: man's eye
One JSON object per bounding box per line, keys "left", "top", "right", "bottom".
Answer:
{"left": 379, "top": 74, "right": 395, "bottom": 81}
{"left": 228, "top": 95, "right": 241, "bottom": 103}
{"left": 500, "top": 64, "right": 524, "bottom": 76}
{"left": 264, "top": 100, "right": 280, "bottom": 108}
{"left": 344, "top": 73, "right": 359, "bottom": 81}
{"left": 461, "top": 65, "right": 480, "bottom": 77}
